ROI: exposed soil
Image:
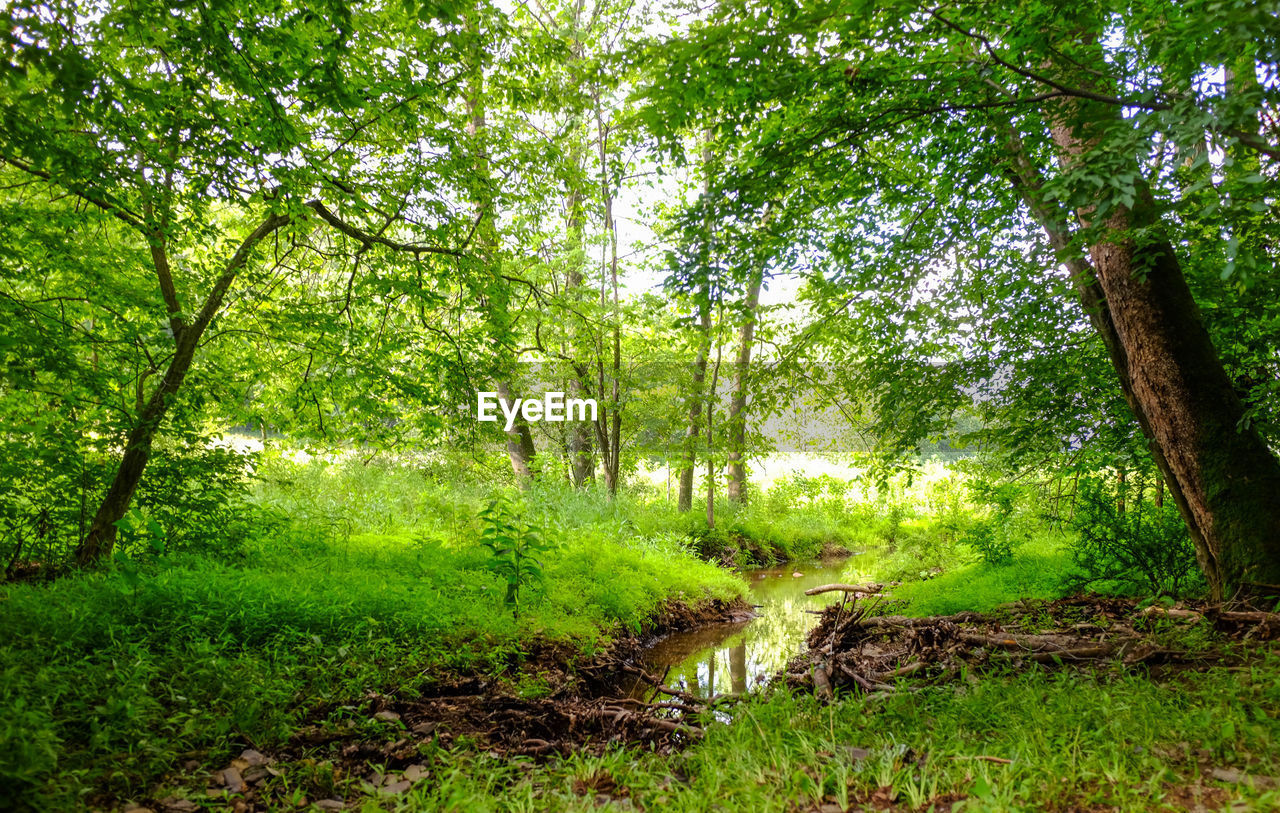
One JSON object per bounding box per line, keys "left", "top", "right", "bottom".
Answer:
{"left": 132, "top": 597, "right": 753, "bottom": 812}
{"left": 286, "top": 597, "right": 756, "bottom": 761}
{"left": 785, "top": 592, "right": 1280, "bottom": 699}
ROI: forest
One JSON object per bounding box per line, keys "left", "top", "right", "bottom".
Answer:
{"left": 2, "top": 0, "right": 1280, "bottom": 810}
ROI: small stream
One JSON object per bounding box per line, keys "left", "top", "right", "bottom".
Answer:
{"left": 630, "top": 553, "right": 880, "bottom": 700}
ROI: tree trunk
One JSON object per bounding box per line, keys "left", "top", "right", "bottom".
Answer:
{"left": 678, "top": 302, "right": 710, "bottom": 513}
{"left": 76, "top": 376, "right": 178, "bottom": 565}
{"left": 595, "top": 93, "right": 625, "bottom": 498}
{"left": 564, "top": 117, "right": 595, "bottom": 489}
{"left": 495, "top": 380, "right": 537, "bottom": 485}
{"left": 706, "top": 328, "right": 723, "bottom": 528}
{"left": 1047, "top": 107, "right": 1280, "bottom": 600}
{"left": 726, "top": 267, "right": 763, "bottom": 503}
{"left": 730, "top": 642, "right": 748, "bottom": 694}
{"left": 76, "top": 213, "right": 289, "bottom": 564}
{"left": 465, "top": 29, "right": 536, "bottom": 485}
{"left": 568, "top": 375, "right": 595, "bottom": 487}
{"left": 678, "top": 137, "right": 715, "bottom": 513}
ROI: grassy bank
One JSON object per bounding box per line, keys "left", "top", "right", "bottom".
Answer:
{"left": 5, "top": 454, "right": 1248, "bottom": 811}
{"left": 885, "top": 531, "right": 1075, "bottom": 616}
{"left": 0, "top": 459, "right": 747, "bottom": 809}
{"left": 385, "top": 653, "right": 1280, "bottom": 812}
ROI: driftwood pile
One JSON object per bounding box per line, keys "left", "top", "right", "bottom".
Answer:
{"left": 786, "top": 586, "right": 1280, "bottom": 700}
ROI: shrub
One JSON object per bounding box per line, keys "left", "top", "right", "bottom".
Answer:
{"left": 1067, "top": 478, "right": 1201, "bottom": 598}
{"left": 1, "top": 440, "right": 260, "bottom": 573}
{"left": 961, "top": 481, "right": 1027, "bottom": 566}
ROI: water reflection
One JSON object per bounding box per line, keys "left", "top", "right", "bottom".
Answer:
{"left": 634, "top": 556, "right": 877, "bottom": 700}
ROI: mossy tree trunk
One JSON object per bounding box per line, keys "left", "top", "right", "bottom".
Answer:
{"left": 1046, "top": 108, "right": 1280, "bottom": 600}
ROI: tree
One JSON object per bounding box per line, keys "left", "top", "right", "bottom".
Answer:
{"left": 0, "top": 0, "right": 478, "bottom": 563}
{"left": 675, "top": 137, "right": 716, "bottom": 513}
{"left": 640, "top": 0, "right": 1280, "bottom": 598}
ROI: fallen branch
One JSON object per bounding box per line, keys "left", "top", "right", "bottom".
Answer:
{"left": 619, "top": 664, "right": 706, "bottom": 707}
{"left": 805, "top": 583, "right": 882, "bottom": 596}
{"left": 856, "top": 612, "right": 984, "bottom": 629}
{"left": 837, "top": 662, "right": 891, "bottom": 693}
{"left": 812, "top": 663, "right": 834, "bottom": 700}
{"left": 1139, "top": 606, "right": 1204, "bottom": 622}
{"left": 787, "top": 594, "right": 1271, "bottom": 702}
{"left": 1026, "top": 644, "right": 1116, "bottom": 663}
{"left": 1217, "top": 609, "right": 1280, "bottom": 625}
{"left": 1141, "top": 605, "right": 1280, "bottom": 627}
{"left": 613, "top": 697, "right": 703, "bottom": 715}
{"left": 598, "top": 705, "right": 703, "bottom": 736}
{"left": 875, "top": 661, "right": 926, "bottom": 680}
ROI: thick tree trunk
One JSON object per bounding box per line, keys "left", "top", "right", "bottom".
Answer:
{"left": 1046, "top": 113, "right": 1280, "bottom": 600}
{"left": 726, "top": 268, "right": 763, "bottom": 503}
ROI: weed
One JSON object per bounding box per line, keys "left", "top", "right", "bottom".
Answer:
{"left": 478, "top": 496, "right": 554, "bottom": 619}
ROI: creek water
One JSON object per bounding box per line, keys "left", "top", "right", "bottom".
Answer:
{"left": 629, "top": 553, "right": 879, "bottom": 700}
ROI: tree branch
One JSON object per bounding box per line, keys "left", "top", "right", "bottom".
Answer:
{"left": 304, "top": 200, "right": 463, "bottom": 258}
{"left": 927, "top": 9, "right": 1171, "bottom": 112}
{"left": 1, "top": 155, "right": 145, "bottom": 229}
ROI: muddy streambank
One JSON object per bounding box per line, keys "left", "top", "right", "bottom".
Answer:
{"left": 159, "top": 597, "right": 756, "bottom": 812}
{"left": 622, "top": 554, "right": 873, "bottom": 700}
{"left": 302, "top": 596, "right": 757, "bottom": 756}
{"left": 278, "top": 557, "right": 869, "bottom": 767}
{"left": 132, "top": 586, "right": 1280, "bottom": 811}
{"left": 143, "top": 557, "right": 873, "bottom": 811}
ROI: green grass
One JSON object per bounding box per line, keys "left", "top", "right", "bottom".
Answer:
{"left": 278, "top": 653, "right": 1280, "bottom": 812}
{"left": 0, "top": 513, "right": 743, "bottom": 809}
{"left": 888, "top": 532, "right": 1075, "bottom": 616}
{"left": 7, "top": 454, "right": 1255, "bottom": 812}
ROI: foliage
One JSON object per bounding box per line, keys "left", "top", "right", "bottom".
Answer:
{"left": 337, "top": 656, "right": 1280, "bottom": 811}
{"left": 478, "top": 496, "right": 554, "bottom": 618}
{"left": 1067, "top": 478, "right": 1202, "bottom": 598}
{"left": 638, "top": 0, "right": 1280, "bottom": 592}
{"left": 0, "top": 455, "right": 744, "bottom": 808}
{"left": 0, "top": 440, "right": 262, "bottom": 572}
{"left": 888, "top": 531, "right": 1073, "bottom": 616}
{"left": 1, "top": 0, "right": 1277, "bottom": 808}
{"left": 961, "top": 480, "right": 1029, "bottom": 566}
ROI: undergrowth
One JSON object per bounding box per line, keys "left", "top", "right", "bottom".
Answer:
{"left": 315, "top": 655, "right": 1280, "bottom": 811}
{"left": 0, "top": 453, "right": 745, "bottom": 810}
{"left": 1, "top": 452, "right": 1231, "bottom": 810}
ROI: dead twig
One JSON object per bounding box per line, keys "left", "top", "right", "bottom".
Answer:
{"left": 951, "top": 755, "right": 1013, "bottom": 764}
